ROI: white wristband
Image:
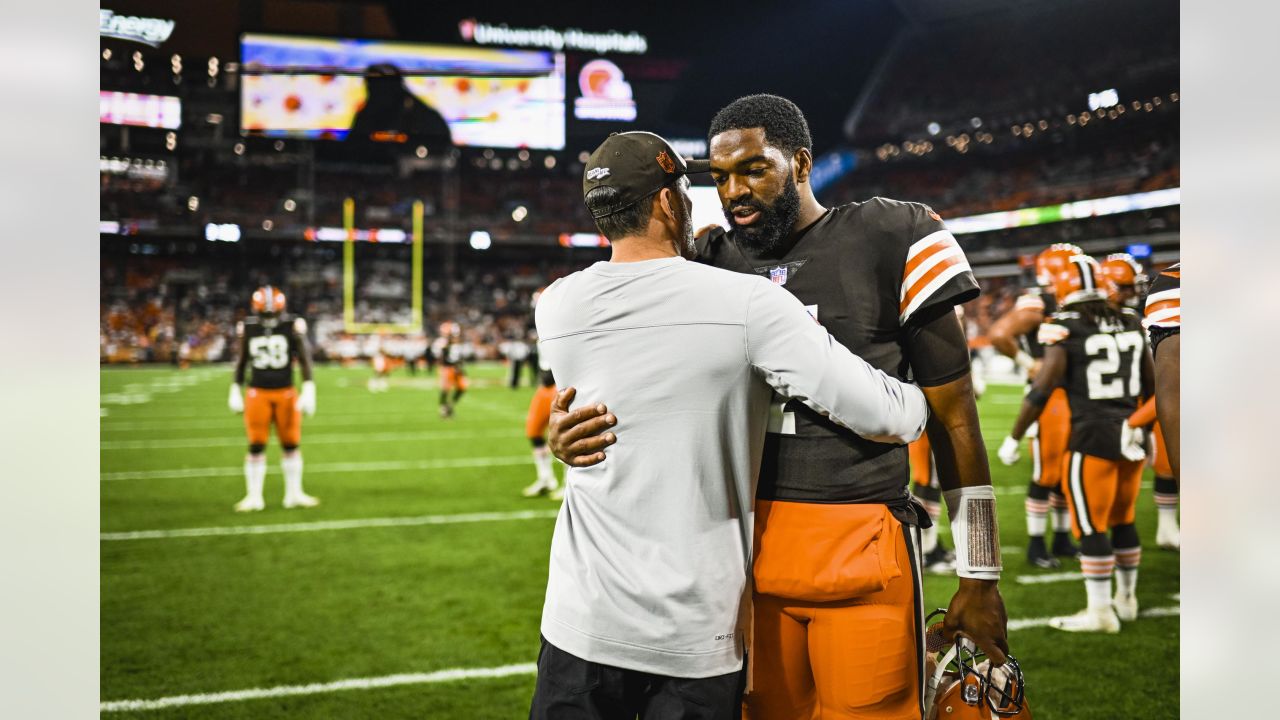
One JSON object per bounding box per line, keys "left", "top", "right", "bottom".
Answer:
{"left": 1013, "top": 351, "right": 1035, "bottom": 372}
{"left": 942, "top": 486, "right": 1002, "bottom": 580}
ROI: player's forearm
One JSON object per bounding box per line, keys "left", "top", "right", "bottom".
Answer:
{"left": 988, "top": 330, "right": 1019, "bottom": 359}
{"left": 233, "top": 356, "right": 247, "bottom": 385}
{"left": 922, "top": 376, "right": 992, "bottom": 491}
{"left": 298, "top": 344, "right": 314, "bottom": 382}
{"left": 1155, "top": 335, "right": 1180, "bottom": 479}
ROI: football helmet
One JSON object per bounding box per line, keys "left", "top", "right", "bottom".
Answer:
{"left": 1100, "top": 253, "right": 1149, "bottom": 308}
{"left": 924, "top": 610, "right": 1031, "bottom": 719}
{"left": 251, "top": 285, "right": 286, "bottom": 314}
{"left": 438, "top": 321, "right": 461, "bottom": 338}
{"left": 1033, "top": 244, "right": 1084, "bottom": 288}
{"left": 1047, "top": 254, "right": 1106, "bottom": 307}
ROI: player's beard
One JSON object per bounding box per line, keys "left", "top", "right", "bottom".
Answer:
{"left": 725, "top": 175, "right": 801, "bottom": 257}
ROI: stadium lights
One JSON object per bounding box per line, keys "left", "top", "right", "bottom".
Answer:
{"left": 283, "top": 199, "right": 297, "bottom": 212}
{"left": 132, "top": 51, "right": 144, "bottom": 71}
{"left": 233, "top": 142, "right": 245, "bottom": 155}
{"left": 262, "top": 219, "right": 274, "bottom": 231}
{"left": 927, "top": 122, "right": 941, "bottom": 136}
{"left": 307, "top": 227, "right": 408, "bottom": 243}
{"left": 208, "top": 57, "right": 219, "bottom": 77}
{"left": 469, "top": 230, "right": 492, "bottom": 250}
{"left": 102, "top": 48, "right": 112, "bottom": 61}
{"left": 544, "top": 155, "right": 557, "bottom": 169}
{"left": 512, "top": 206, "right": 528, "bottom": 222}
{"left": 518, "top": 149, "right": 530, "bottom": 162}
{"left": 273, "top": 140, "right": 285, "bottom": 152}
{"left": 945, "top": 187, "right": 1180, "bottom": 235}
{"left": 415, "top": 145, "right": 428, "bottom": 158}
{"left": 187, "top": 196, "right": 199, "bottom": 211}
{"left": 204, "top": 223, "right": 241, "bottom": 242}
{"left": 577, "top": 151, "right": 590, "bottom": 163}
{"left": 165, "top": 132, "right": 176, "bottom": 151}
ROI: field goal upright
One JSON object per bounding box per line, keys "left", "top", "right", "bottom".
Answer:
{"left": 342, "top": 197, "right": 425, "bottom": 334}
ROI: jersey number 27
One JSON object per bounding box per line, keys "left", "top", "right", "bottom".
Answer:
{"left": 249, "top": 335, "right": 290, "bottom": 370}
{"left": 1084, "top": 331, "right": 1143, "bottom": 400}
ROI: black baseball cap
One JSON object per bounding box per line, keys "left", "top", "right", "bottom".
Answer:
{"left": 582, "top": 132, "right": 710, "bottom": 219}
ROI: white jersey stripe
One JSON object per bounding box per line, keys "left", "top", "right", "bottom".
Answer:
{"left": 899, "top": 262, "right": 971, "bottom": 324}
{"left": 1144, "top": 288, "right": 1180, "bottom": 306}
{"left": 905, "top": 230, "right": 956, "bottom": 262}
{"left": 1145, "top": 307, "right": 1181, "bottom": 325}
{"left": 901, "top": 245, "right": 966, "bottom": 300}
{"left": 1069, "top": 452, "right": 1094, "bottom": 535}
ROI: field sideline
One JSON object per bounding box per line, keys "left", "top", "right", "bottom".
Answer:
{"left": 101, "top": 364, "right": 1178, "bottom": 718}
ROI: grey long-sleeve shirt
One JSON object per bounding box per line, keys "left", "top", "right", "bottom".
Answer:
{"left": 535, "top": 256, "right": 927, "bottom": 678}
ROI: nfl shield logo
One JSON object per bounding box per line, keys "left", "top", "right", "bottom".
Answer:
{"left": 769, "top": 266, "right": 788, "bottom": 285}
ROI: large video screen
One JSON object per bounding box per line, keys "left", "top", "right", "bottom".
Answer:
{"left": 240, "top": 34, "right": 565, "bottom": 149}
{"left": 100, "top": 91, "right": 182, "bottom": 129}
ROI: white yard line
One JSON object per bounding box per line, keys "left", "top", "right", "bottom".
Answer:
{"left": 102, "top": 455, "right": 533, "bottom": 481}
{"left": 1014, "top": 571, "right": 1082, "bottom": 585}
{"left": 1008, "top": 604, "right": 1180, "bottom": 631}
{"left": 101, "top": 603, "right": 1181, "bottom": 712}
{"left": 101, "top": 509, "right": 560, "bottom": 542}
{"left": 100, "top": 662, "right": 538, "bottom": 713}
{"left": 101, "top": 429, "right": 522, "bottom": 450}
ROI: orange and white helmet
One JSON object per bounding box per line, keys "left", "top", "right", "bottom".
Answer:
{"left": 1034, "top": 244, "right": 1084, "bottom": 288}
{"left": 438, "top": 321, "right": 461, "bottom": 338}
{"left": 925, "top": 611, "right": 1032, "bottom": 720}
{"left": 1048, "top": 254, "right": 1106, "bottom": 306}
{"left": 251, "top": 286, "right": 286, "bottom": 314}
{"left": 1100, "top": 253, "right": 1148, "bottom": 305}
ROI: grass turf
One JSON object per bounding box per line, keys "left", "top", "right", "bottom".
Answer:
{"left": 101, "top": 364, "right": 1178, "bottom": 718}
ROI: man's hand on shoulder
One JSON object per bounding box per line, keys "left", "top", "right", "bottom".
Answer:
{"left": 547, "top": 387, "right": 618, "bottom": 467}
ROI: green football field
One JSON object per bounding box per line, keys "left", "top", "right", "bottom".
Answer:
{"left": 100, "top": 364, "right": 1178, "bottom": 718}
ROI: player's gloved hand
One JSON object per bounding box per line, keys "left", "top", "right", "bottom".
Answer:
{"left": 297, "top": 380, "right": 317, "bottom": 417}
{"left": 228, "top": 383, "right": 244, "bottom": 414}
{"left": 1120, "top": 423, "right": 1147, "bottom": 462}
{"left": 997, "top": 435, "right": 1021, "bottom": 466}
{"left": 547, "top": 386, "right": 617, "bottom": 468}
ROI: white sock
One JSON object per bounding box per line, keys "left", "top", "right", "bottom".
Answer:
{"left": 533, "top": 446, "right": 556, "bottom": 488}
{"left": 1115, "top": 566, "right": 1138, "bottom": 598}
{"left": 1026, "top": 512, "right": 1047, "bottom": 537}
{"left": 282, "top": 452, "right": 304, "bottom": 499}
{"left": 244, "top": 455, "right": 266, "bottom": 501}
{"left": 1052, "top": 507, "right": 1072, "bottom": 533}
{"left": 1157, "top": 507, "right": 1179, "bottom": 532}
{"left": 921, "top": 523, "right": 939, "bottom": 554}
{"left": 1085, "top": 577, "right": 1112, "bottom": 610}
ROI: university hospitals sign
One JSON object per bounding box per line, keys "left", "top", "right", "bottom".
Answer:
{"left": 458, "top": 19, "right": 648, "bottom": 55}
{"left": 100, "top": 10, "right": 176, "bottom": 48}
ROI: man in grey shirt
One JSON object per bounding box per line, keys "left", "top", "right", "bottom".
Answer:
{"left": 529, "top": 132, "right": 928, "bottom": 720}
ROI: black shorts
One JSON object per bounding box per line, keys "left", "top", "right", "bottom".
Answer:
{"left": 529, "top": 637, "right": 746, "bottom": 720}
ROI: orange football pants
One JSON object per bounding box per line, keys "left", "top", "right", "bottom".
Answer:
{"left": 526, "top": 384, "right": 557, "bottom": 440}
{"left": 439, "top": 366, "right": 469, "bottom": 392}
{"left": 1032, "top": 388, "right": 1071, "bottom": 489}
{"left": 1062, "top": 451, "right": 1143, "bottom": 537}
{"left": 908, "top": 435, "right": 933, "bottom": 488}
{"left": 244, "top": 386, "right": 301, "bottom": 446}
{"left": 747, "top": 501, "right": 923, "bottom": 720}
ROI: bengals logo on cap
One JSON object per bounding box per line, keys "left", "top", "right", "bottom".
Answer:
{"left": 656, "top": 150, "right": 676, "bottom": 173}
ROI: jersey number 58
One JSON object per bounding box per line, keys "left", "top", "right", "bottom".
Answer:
{"left": 249, "top": 335, "right": 290, "bottom": 370}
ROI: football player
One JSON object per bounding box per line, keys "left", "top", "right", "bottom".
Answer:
{"left": 990, "top": 245, "right": 1083, "bottom": 569}
{"left": 432, "top": 322, "right": 467, "bottom": 418}
{"left": 521, "top": 368, "right": 561, "bottom": 500}
{"left": 1102, "top": 255, "right": 1178, "bottom": 550}
{"left": 548, "top": 94, "right": 1008, "bottom": 719}
{"left": 1144, "top": 263, "right": 1180, "bottom": 481}
{"left": 228, "top": 286, "right": 318, "bottom": 511}
{"left": 1001, "top": 255, "right": 1153, "bottom": 633}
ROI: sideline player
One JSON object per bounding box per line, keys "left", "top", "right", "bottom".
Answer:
{"left": 1002, "top": 255, "right": 1152, "bottom": 632}
{"left": 522, "top": 368, "right": 560, "bottom": 499}
{"left": 228, "top": 286, "right": 319, "bottom": 511}
{"left": 1101, "top": 255, "right": 1178, "bottom": 549}
{"left": 990, "top": 245, "right": 1083, "bottom": 568}
{"left": 433, "top": 322, "right": 467, "bottom": 418}
{"left": 1144, "top": 263, "right": 1180, "bottom": 481}
{"left": 549, "top": 95, "right": 1009, "bottom": 719}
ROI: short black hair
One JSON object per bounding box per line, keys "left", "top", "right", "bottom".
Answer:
{"left": 585, "top": 185, "right": 656, "bottom": 242}
{"left": 708, "top": 94, "right": 813, "bottom": 157}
